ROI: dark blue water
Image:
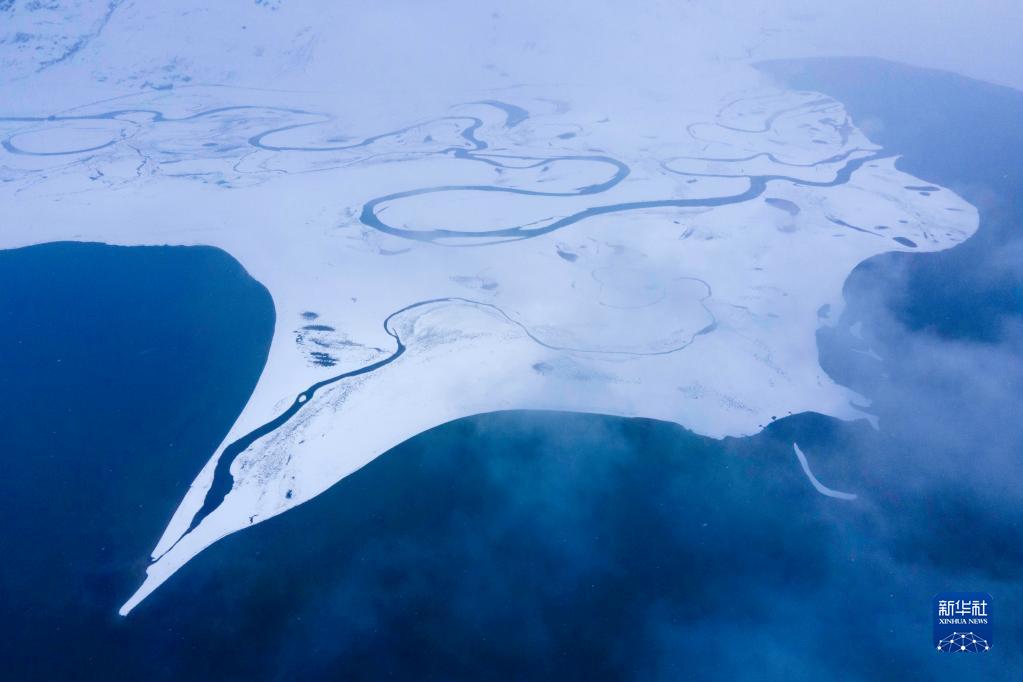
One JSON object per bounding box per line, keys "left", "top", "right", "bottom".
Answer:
{"left": 1, "top": 59, "right": 1021, "bottom": 680}
{"left": 0, "top": 242, "right": 275, "bottom": 680}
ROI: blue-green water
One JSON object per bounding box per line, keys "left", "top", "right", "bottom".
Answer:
{"left": 1, "top": 59, "right": 1021, "bottom": 680}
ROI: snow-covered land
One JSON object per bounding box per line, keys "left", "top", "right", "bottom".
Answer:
{"left": 0, "top": 1, "right": 979, "bottom": 615}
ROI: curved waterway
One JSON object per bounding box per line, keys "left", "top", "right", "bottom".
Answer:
{"left": 1, "top": 96, "right": 882, "bottom": 246}
{"left": 355, "top": 103, "right": 883, "bottom": 244}
{"left": 186, "top": 288, "right": 721, "bottom": 538}
{"left": 0, "top": 98, "right": 524, "bottom": 157}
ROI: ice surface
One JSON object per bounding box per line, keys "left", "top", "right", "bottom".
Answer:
{"left": 793, "top": 444, "right": 858, "bottom": 501}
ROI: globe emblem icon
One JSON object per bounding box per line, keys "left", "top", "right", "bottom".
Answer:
{"left": 937, "top": 632, "right": 990, "bottom": 653}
